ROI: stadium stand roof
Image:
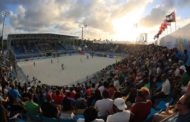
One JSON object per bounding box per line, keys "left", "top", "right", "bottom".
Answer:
{"left": 8, "top": 33, "right": 78, "bottom": 42}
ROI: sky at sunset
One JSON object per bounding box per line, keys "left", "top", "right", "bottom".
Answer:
{"left": 0, "top": 0, "right": 190, "bottom": 43}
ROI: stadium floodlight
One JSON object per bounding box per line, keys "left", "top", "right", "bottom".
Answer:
{"left": 1, "top": 10, "right": 10, "bottom": 55}
{"left": 80, "top": 24, "right": 87, "bottom": 40}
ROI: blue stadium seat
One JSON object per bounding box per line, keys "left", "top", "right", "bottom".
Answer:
{"left": 144, "top": 108, "right": 157, "bottom": 122}
{"left": 73, "top": 114, "right": 84, "bottom": 121}
{"left": 56, "top": 44, "right": 65, "bottom": 50}
{"left": 156, "top": 82, "right": 162, "bottom": 90}
{"left": 75, "top": 114, "right": 84, "bottom": 119}
{"left": 31, "top": 46, "right": 40, "bottom": 53}
{"left": 169, "top": 97, "right": 174, "bottom": 105}
{"left": 16, "top": 119, "right": 26, "bottom": 122}
{"left": 59, "top": 118, "right": 76, "bottom": 122}
{"left": 27, "top": 113, "right": 42, "bottom": 122}
{"left": 42, "top": 116, "right": 59, "bottom": 122}
{"left": 155, "top": 100, "right": 167, "bottom": 111}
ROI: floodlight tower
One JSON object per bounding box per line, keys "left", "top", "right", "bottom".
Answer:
{"left": 81, "top": 24, "right": 87, "bottom": 40}
{"left": 1, "top": 10, "right": 9, "bottom": 55}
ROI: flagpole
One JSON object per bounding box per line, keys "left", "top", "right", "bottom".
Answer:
{"left": 175, "top": 10, "right": 177, "bottom": 31}
{"left": 175, "top": 22, "right": 177, "bottom": 31}
{"left": 167, "top": 28, "right": 168, "bottom": 35}
{"left": 135, "top": 23, "right": 138, "bottom": 44}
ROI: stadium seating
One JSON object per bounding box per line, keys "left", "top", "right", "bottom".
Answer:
{"left": 42, "top": 116, "right": 59, "bottom": 122}
{"left": 14, "top": 46, "right": 25, "bottom": 55}
{"left": 59, "top": 118, "right": 76, "bottom": 122}
{"left": 55, "top": 44, "right": 65, "bottom": 51}
{"left": 27, "top": 113, "right": 42, "bottom": 122}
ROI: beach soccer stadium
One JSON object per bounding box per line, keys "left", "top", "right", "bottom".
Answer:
{"left": 7, "top": 33, "right": 123, "bottom": 86}
{"left": 1, "top": 23, "right": 190, "bottom": 122}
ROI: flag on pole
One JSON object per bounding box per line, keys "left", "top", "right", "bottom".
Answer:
{"left": 154, "top": 21, "right": 167, "bottom": 40}
{"left": 164, "top": 20, "right": 171, "bottom": 26}
{"left": 154, "top": 11, "right": 176, "bottom": 40}
{"left": 154, "top": 29, "right": 162, "bottom": 39}
{"left": 160, "top": 22, "right": 167, "bottom": 31}
{"left": 166, "top": 11, "right": 176, "bottom": 22}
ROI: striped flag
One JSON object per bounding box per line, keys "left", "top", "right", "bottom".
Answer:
{"left": 166, "top": 11, "right": 176, "bottom": 22}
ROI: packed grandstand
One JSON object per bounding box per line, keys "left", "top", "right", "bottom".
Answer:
{"left": 1, "top": 37, "right": 190, "bottom": 122}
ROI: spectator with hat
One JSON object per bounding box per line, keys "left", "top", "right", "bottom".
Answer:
{"left": 130, "top": 87, "right": 152, "bottom": 122}
{"left": 106, "top": 98, "right": 131, "bottom": 122}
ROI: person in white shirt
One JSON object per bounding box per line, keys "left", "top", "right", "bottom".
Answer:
{"left": 98, "top": 82, "right": 105, "bottom": 96}
{"left": 152, "top": 75, "right": 171, "bottom": 103}
{"left": 95, "top": 90, "right": 113, "bottom": 118}
{"left": 156, "top": 66, "right": 161, "bottom": 76}
{"left": 106, "top": 98, "right": 131, "bottom": 122}
{"left": 98, "top": 85, "right": 105, "bottom": 96}
{"left": 175, "top": 67, "right": 180, "bottom": 77}
{"left": 113, "top": 77, "right": 120, "bottom": 91}
{"left": 161, "top": 79, "right": 171, "bottom": 96}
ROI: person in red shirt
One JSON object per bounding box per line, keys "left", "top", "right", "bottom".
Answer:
{"left": 108, "top": 84, "right": 116, "bottom": 98}
{"left": 130, "top": 87, "right": 152, "bottom": 122}
{"left": 70, "top": 88, "right": 76, "bottom": 99}
{"left": 86, "top": 86, "right": 92, "bottom": 97}
{"left": 52, "top": 90, "right": 64, "bottom": 104}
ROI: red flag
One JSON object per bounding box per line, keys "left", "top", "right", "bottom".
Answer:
{"left": 154, "top": 20, "right": 169, "bottom": 40}
{"left": 160, "top": 21, "right": 168, "bottom": 31}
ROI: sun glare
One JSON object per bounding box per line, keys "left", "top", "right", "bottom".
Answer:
{"left": 112, "top": 12, "right": 141, "bottom": 42}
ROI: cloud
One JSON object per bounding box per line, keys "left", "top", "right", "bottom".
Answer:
{"left": 62, "top": 0, "right": 95, "bottom": 20}
{"left": 5, "top": 0, "right": 152, "bottom": 33}
{"left": 7, "top": 0, "right": 99, "bottom": 33}
{"left": 139, "top": 0, "right": 176, "bottom": 27}
{"left": 2, "top": 0, "right": 189, "bottom": 41}
{"left": 139, "top": 0, "right": 190, "bottom": 28}
{"left": 111, "top": 0, "right": 153, "bottom": 18}
{"left": 140, "top": 7, "right": 168, "bottom": 27}
{"left": 176, "top": 0, "right": 190, "bottom": 8}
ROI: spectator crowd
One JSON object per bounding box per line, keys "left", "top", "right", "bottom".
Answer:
{"left": 1, "top": 43, "right": 190, "bottom": 122}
